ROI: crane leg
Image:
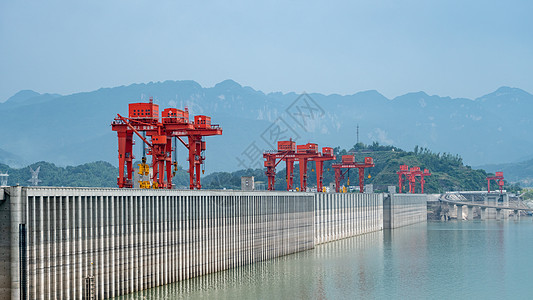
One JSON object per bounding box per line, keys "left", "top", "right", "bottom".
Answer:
{"left": 316, "top": 161, "right": 324, "bottom": 192}
{"left": 359, "top": 167, "right": 364, "bottom": 193}
{"left": 188, "top": 137, "right": 196, "bottom": 189}
{"left": 299, "top": 158, "right": 308, "bottom": 192}
{"left": 286, "top": 159, "right": 294, "bottom": 191}
{"left": 334, "top": 168, "right": 341, "bottom": 193}
{"left": 117, "top": 131, "right": 127, "bottom": 188}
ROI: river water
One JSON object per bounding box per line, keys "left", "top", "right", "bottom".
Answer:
{"left": 118, "top": 219, "right": 533, "bottom": 299}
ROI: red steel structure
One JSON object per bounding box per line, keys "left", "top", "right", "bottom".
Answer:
{"left": 397, "top": 164, "right": 410, "bottom": 193}
{"left": 486, "top": 171, "right": 504, "bottom": 193}
{"left": 263, "top": 140, "right": 297, "bottom": 191}
{"left": 295, "top": 144, "right": 336, "bottom": 192}
{"left": 111, "top": 98, "right": 222, "bottom": 189}
{"left": 332, "top": 155, "right": 375, "bottom": 193}
{"left": 278, "top": 140, "right": 297, "bottom": 191}
{"left": 285, "top": 155, "right": 296, "bottom": 191}
{"left": 418, "top": 168, "right": 432, "bottom": 193}
{"left": 397, "top": 165, "right": 431, "bottom": 194}
{"left": 296, "top": 143, "right": 319, "bottom": 192}
{"left": 313, "top": 147, "right": 335, "bottom": 192}
{"left": 407, "top": 167, "right": 422, "bottom": 193}
{"left": 263, "top": 140, "right": 335, "bottom": 192}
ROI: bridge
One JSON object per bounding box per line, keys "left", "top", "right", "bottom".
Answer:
{"left": 438, "top": 191, "right": 532, "bottom": 220}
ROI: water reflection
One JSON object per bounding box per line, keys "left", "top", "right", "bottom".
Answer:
{"left": 115, "top": 220, "right": 533, "bottom": 299}
{"left": 116, "top": 230, "right": 394, "bottom": 300}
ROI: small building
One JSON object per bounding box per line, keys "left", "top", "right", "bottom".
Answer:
{"left": 329, "top": 182, "right": 336, "bottom": 193}
{"left": 241, "top": 176, "right": 255, "bottom": 191}
{"left": 388, "top": 186, "right": 397, "bottom": 194}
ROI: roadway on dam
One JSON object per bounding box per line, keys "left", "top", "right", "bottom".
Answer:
{"left": 440, "top": 192, "right": 533, "bottom": 211}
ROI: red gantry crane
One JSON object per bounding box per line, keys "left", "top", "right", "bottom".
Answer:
{"left": 263, "top": 140, "right": 335, "bottom": 192}
{"left": 263, "top": 140, "right": 297, "bottom": 191}
{"left": 397, "top": 165, "right": 431, "bottom": 194}
{"left": 486, "top": 171, "right": 504, "bottom": 194}
{"left": 419, "top": 168, "right": 431, "bottom": 194}
{"left": 312, "top": 147, "right": 335, "bottom": 192}
{"left": 111, "top": 98, "right": 222, "bottom": 189}
{"left": 166, "top": 114, "right": 222, "bottom": 189}
{"left": 332, "top": 155, "right": 375, "bottom": 193}
{"left": 296, "top": 143, "right": 319, "bottom": 192}
{"left": 407, "top": 166, "right": 422, "bottom": 194}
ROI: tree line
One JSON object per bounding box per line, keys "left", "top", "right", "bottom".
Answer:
{"left": 0, "top": 143, "right": 521, "bottom": 193}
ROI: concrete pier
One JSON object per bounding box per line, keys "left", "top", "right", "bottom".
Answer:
{"left": 0, "top": 187, "right": 23, "bottom": 300}
{"left": 483, "top": 193, "right": 513, "bottom": 219}
{"left": 485, "top": 194, "right": 497, "bottom": 219}
{"left": 467, "top": 206, "right": 473, "bottom": 220}
{"left": 503, "top": 194, "right": 510, "bottom": 219}
{"left": 456, "top": 205, "right": 463, "bottom": 221}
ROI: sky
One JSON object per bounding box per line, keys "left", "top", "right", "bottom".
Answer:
{"left": 1, "top": 0, "right": 532, "bottom": 102}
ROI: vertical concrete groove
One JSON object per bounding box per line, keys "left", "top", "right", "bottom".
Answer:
{"left": 314, "top": 193, "right": 387, "bottom": 245}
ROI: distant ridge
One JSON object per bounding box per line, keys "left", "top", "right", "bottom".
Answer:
{"left": 5, "top": 89, "right": 40, "bottom": 103}
{"left": 477, "top": 159, "right": 533, "bottom": 187}
{"left": 0, "top": 80, "right": 532, "bottom": 174}
{"left": 0, "top": 148, "right": 26, "bottom": 168}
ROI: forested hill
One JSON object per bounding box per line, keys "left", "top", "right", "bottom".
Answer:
{"left": 202, "top": 143, "right": 521, "bottom": 193}
{"left": 0, "top": 161, "right": 118, "bottom": 187}
{"left": 0, "top": 144, "right": 521, "bottom": 193}
{"left": 0, "top": 161, "right": 190, "bottom": 188}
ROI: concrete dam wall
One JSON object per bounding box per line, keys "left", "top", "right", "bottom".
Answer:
{"left": 0, "top": 187, "right": 426, "bottom": 299}
{"left": 383, "top": 194, "right": 428, "bottom": 229}
{"left": 314, "top": 193, "right": 383, "bottom": 245}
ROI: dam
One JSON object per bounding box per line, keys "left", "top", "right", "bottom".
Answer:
{"left": 0, "top": 187, "right": 426, "bottom": 299}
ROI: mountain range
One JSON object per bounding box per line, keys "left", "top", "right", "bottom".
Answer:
{"left": 478, "top": 159, "right": 533, "bottom": 187}
{"left": 0, "top": 80, "right": 532, "bottom": 177}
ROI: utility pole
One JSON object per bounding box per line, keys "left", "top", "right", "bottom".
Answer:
{"left": 356, "top": 124, "right": 359, "bottom": 144}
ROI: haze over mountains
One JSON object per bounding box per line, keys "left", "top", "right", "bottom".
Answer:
{"left": 480, "top": 159, "right": 533, "bottom": 187}
{"left": 0, "top": 80, "right": 532, "bottom": 177}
